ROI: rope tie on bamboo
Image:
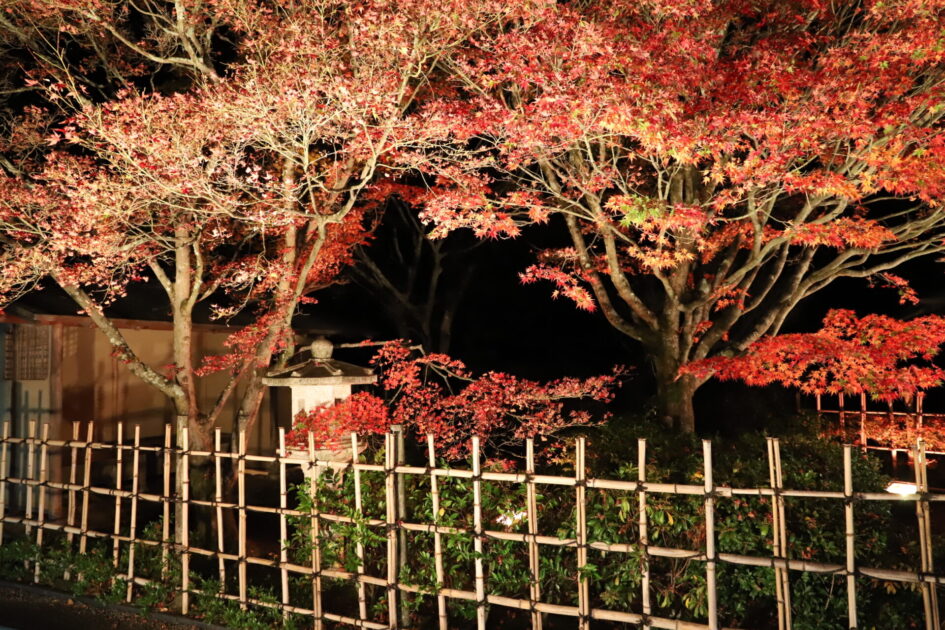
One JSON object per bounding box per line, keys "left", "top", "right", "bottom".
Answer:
{"left": 527, "top": 587, "right": 539, "bottom": 614}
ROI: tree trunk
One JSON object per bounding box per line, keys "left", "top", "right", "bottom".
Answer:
{"left": 654, "top": 368, "right": 699, "bottom": 434}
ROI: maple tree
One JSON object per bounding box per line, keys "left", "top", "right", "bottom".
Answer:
{"left": 413, "top": 0, "right": 945, "bottom": 431}
{"left": 0, "top": 0, "right": 534, "bottom": 451}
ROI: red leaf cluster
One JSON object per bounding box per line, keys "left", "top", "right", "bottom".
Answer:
{"left": 285, "top": 392, "right": 391, "bottom": 450}
{"left": 287, "top": 341, "right": 624, "bottom": 459}
{"left": 682, "top": 309, "right": 945, "bottom": 402}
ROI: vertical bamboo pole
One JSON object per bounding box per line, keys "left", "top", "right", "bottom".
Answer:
{"left": 843, "top": 445, "right": 858, "bottom": 629}
{"left": 33, "top": 423, "right": 49, "bottom": 583}
{"left": 125, "top": 425, "right": 141, "bottom": 603}
{"left": 638, "top": 439, "right": 651, "bottom": 630}
{"left": 181, "top": 426, "right": 190, "bottom": 615}
{"left": 308, "top": 431, "right": 324, "bottom": 630}
{"left": 384, "top": 432, "right": 399, "bottom": 629}
{"left": 392, "top": 424, "right": 409, "bottom": 624}
{"left": 64, "top": 422, "right": 79, "bottom": 579}
{"left": 917, "top": 394, "right": 925, "bottom": 441}
{"left": 25, "top": 419, "right": 36, "bottom": 539}
{"left": 815, "top": 393, "right": 822, "bottom": 414}
{"left": 426, "top": 434, "right": 447, "bottom": 630}
{"left": 161, "top": 424, "right": 171, "bottom": 581}
{"left": 278, "top": 428, "right": 290, "bottom": 620}
{"left": 112, "top": 422, "right": 124, "bottom": 567}
{"left": 525, "top": 438, "right": 542, "bottom": 630}
{"left": 237, "top": 429, "right": 247, "bottom": 610}
{"left": 0, "top": 421, "right": 8, "bottom": 546}
{"left": 472, "top": 436, "right": 486, "bottom": 630}
{"left": 79, "top": 422, "right": 94, "bottom": 557}
{"left": 575, "top": 437, "right": 589, "bottom": 630}
{"left": 703, "top": 440, "right": 718, "bottom": 630}
{"left": 915, "top": 439, "right": 940, "bottom": 630}
{"left": 353, "top": 433, "right": 369, "bottom": 624}
{"left": 214, "top": 429, "right": 226, "bottom": 588}
{"left": 767, "top": 438, "right": 792, "bottom": 630}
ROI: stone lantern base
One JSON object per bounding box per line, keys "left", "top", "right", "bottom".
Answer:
{"left": 283, "top": 442, "right": 365, "bottom": 484}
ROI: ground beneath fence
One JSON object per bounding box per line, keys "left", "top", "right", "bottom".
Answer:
{"left": 0, "top": 582, "right": 222, "bottom": 630}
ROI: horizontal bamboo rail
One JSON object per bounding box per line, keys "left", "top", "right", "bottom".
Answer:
{"left": 0, "top": 421, "right": 941, "bottom": 630}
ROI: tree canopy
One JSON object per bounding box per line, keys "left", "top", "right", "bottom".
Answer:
{"left": 411, "top": 0, "right": 945, "bottom": 430}
{"left": 2, "top": 0, "right": 945, "bottom": 435}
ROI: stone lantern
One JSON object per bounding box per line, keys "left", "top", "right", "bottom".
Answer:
{"left": 262, "top": 336, "right": 376, "bottom": 476}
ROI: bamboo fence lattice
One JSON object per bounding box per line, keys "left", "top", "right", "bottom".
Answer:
{"left": 0, "top": 420, "right": 942, "bottom": 630}
{"left": 813, "top": 392, "right": 945, "bottom": 455}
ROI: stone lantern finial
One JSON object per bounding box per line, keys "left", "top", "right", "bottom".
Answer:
{"left": 310, "top": 336, "right": 334, "bottom": 360}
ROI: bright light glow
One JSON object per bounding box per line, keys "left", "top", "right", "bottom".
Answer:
{"left": 885, "top": 482, "right": 918, "bottom": 496}
{"left": 495, "top": 510, "right": 527, "bottom": 526}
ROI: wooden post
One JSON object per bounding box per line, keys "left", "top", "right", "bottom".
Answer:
{"left": 426, "top": 434, "right": 447, "bottom": 630}
{"left": 308, "top": 431, "right": 324, "bottom": 630}
{"left": 79, "top": 422, "right": 94, "bottom": 557}
{"left": 638, "top": 439, "right": 651, "bottom": 629}
{"left": 181, "top": 426, "right": 190, "bottom": 615}
{"left": 472, "top": 435, "right": 486, "bottom": 630}
{"left": 836, "top": 393, "right": 845, "bottom": 439}
{"left": 278, "top": 428, "right": 290, "bottom": 620}
{"left": 214, "top": 429, "right": 226, "bottom": 588}
{"left": 915, "top": 439, "right": 940, "bottom": 630}
{"left": 575, "top": 437, "right": 589, "bottom": 630}
{"left": 125, "top": 425, "right": 141, "bottom": 603}
{"left": 525, "top": 438, "right": 542, "bottom": 630}
{"left": 703, "top": 440, "right": 718, "bottom": 630}
{"left": 64, "top": 422, "right": 79, "bottom": 580}
{"left": 860, "top": 394, "right": 868, "bottom": 449}
{"left": 0, "top": 421, "right": 9, "bottom": 546}
{"left": 33, "top": 423, "right": 49, "bottom": 583}
{"left": 767, "top": 438, "right": 792, "bottom": 630}
{"left": 384, "top": 432, "right": 399, "bottom": 629}
{"left": 237, "top": 429, "right": 247, "bottom": 610}
{"left": 112, "top": 422, "right": 124, "bottom": 567}
{"left": 161, "top": 424, "right": 171, "bottom": 581}
{"left": 843, "top": 445, "right": 858, "bottom": 629}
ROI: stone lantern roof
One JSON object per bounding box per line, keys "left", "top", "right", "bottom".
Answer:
{"left": 261, "top": 336, "right": 377, "bottom": 387}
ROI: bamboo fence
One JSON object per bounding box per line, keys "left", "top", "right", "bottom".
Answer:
{"left": 813, "top": 392, "right": 945, "bottom": 455}
{"left": 0, "top": 420, "right": 942, "bottom": 630}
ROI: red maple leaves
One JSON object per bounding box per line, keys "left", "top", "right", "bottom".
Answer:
{"left": 286, "top": 392, "right": 392, "bottom": 450}
{"left": 682, "top": 310, "right": 945, "bottom": 402}
{"left": 287, "top": 341, "right": 624, "bottom": 459}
